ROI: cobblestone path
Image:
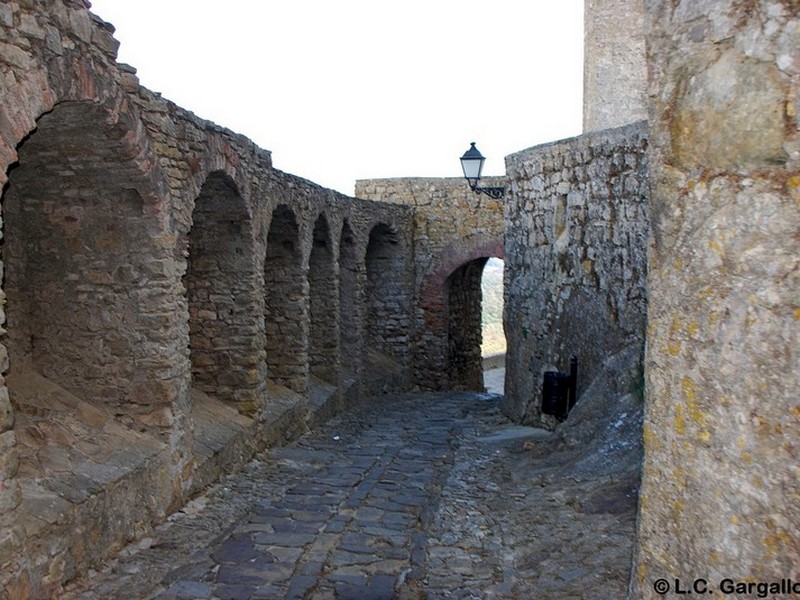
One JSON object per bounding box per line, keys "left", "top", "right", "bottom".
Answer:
{"left": 63, "top": 391, "right": 638, "bottom": 599}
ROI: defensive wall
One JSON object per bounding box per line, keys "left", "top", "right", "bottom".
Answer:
{"left": 1, "top": 0, "right": 798, "bottom": 597}
{"left": 582, "top": 0, "right": 648, "bottom": 132}
{"left": 503, "top": 122, "right": 650, "bottom": 427}
{"left": 633, "top": 0, "right": 799, "bottom": 593}
{"left": 355, "top": 177, "right": 505, "bottom": 393}
{"left": 0, "top": 2, "right": 420, "bottom": 595}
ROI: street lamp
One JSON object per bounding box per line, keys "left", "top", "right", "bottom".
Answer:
{"left": 459, "top": 142, "right": 505, "bottom": 199}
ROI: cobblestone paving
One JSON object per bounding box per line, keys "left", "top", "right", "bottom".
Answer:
{"left": 63, "top": 391, "right": 638, "bottom": 599}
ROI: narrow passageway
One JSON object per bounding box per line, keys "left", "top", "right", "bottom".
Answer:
{"left": 63, "top": 390, "right": 636, "bottom": 600}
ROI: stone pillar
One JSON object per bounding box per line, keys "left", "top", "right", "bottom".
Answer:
{"left": 633, "top": 1, "right": 800, "bottom": 595}
{"left": 583, "top": 0, "right": 648, "bottom": 131}
{"left": 338, "top": 221, "right": 364, "bottom": 398}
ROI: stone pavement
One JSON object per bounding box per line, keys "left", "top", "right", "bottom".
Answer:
{"left": 62, "top": 390, "right": 639, "bottom": 599}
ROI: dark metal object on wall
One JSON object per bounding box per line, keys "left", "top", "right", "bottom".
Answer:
{"left": 541, "top": 355, "right": 578, "bottom": 421}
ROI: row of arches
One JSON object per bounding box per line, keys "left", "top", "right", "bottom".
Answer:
{"left": 1, "top": 102, "right": 411, "bottom": 432}
{"left": 0, "top": 14, "right": 505, "bottom": 593}
{"left": 0, "top": 98, "right": 504, "bottom": 485}
{"left": 185, "top": 173, "right": 409, "bottom": 413}
{"left": 0, "top": 95, "right": 414, "bottom": 596}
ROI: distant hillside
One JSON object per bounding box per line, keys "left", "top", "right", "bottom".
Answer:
{"left": 482, "top": 258, "right": 506, "bottom": 356}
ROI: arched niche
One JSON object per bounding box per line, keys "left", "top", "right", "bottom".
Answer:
{"left": 308, "top": 214, "right": 338, "bottom": 384}
{"left": 264, "top": 204, "right": 308, "bottom": 394}
{"left": 185, "top": 171, "right": 262, "bottom": 415}
{"left": 2, "top": 100, "right": 170, "bottom": 412}
{"left": 338, "top": 220, "right": 362, "bottom": 381}
{"left": 365, "top": 223, "right": 410, "bottom": 364}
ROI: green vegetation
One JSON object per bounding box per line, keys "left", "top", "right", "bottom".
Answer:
{"left": 481, "top": 258, "right": 506, "bottom": 356}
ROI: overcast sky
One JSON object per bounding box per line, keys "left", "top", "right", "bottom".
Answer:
{"left": 88, "top": 1, "right": 584, "bottom": 196}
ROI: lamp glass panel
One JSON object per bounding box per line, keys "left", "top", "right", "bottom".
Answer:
{"left": 460, "top": 155, "right": 484, "bottom": 180}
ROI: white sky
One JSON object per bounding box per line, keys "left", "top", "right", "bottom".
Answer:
{"left": 88, "top": 1, "right": 584, "bottom": 196}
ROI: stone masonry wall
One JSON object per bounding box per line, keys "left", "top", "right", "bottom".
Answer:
{"left": 503, "top": 122, "right": 649, "bottom": 427}
{"left": 583, "top": 0, "right": 648, "bottom": 132}
{"left": 632, "top": 1, "right": 800, "bottom": 594}
{"left": 0, "top": 2, "right": 416, "bottom": 596}
{"left": 186, "top": 172, "right": 259, "bottom": 411}
{"left": 355, "top": 177, "right": 505, "bottom": 391}
{"left": 365, "top": 223, "right": 412, "bottom": 366}
{"left": 446, "top": 258, "right": 488, "bottom": 391}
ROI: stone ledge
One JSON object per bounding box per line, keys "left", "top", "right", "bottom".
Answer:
{"left": 1, "top": 369, "right": 172, "bottom": 598}
{"left": 0, "top": 371, "right": 315, "bottom": 598}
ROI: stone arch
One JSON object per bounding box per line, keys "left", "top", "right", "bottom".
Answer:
{"left": 338, "top": 220, "right": 362, "bottom": 384}
{"left": 1, "top": 100, "right": 172, "bottom": 413}
{"left": 264, "top": 204, "right": 308, "bottom": 394}
{"left": 417, "top": 237, "right": 504, "bottom": 390}
{"left": 365, "top": 223, "right": 410, "bottom": 364}
{"left": 308, "top": 213, "right": 338, "bottom": 384}
{"left": 185, "top": 171, "right": 262, "bottom": 415}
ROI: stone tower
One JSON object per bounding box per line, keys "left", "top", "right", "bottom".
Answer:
{"left": 582, "top": 0, "right": 648, "bottom": 131}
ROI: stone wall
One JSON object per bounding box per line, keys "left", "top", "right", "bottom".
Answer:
{"left": 632, "top": 1, "right": 800, "bottom": 594}
{"left": 365, "top": 223, "right": 413, "bottom": 366}
{"left": 0, "top": 2, "right": 416, "bottom": 595}
{"left": 583, "top": 0, "right": 648, "bottom": 132}
{"left": 186, "top": 172, "right": 261, "bottom": 412}
{"left": 446, "top": 258, "right": 489, "bottom": 390}
{"left": 503, "top": 122, "right": 649, "bottom": 427}
{"left": 355, "top": 177, "right": 505, "bottom": 391}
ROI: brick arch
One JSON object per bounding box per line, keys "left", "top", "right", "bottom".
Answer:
{"left": 0, "top": 63, "right": 165, "bottom": 205}
{"left": 416, "top": 236, "right": 505, "bottom": 390}
{"left": 177, "top": 138, "right": 265, "bottom": 241}
{"left": 426, "top": 237, "right": 505, "bottom": 289}
{"left": 0, "top": 43, "right": 173, "bottom": 413}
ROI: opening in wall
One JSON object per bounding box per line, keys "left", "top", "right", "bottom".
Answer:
{"left": 481, "top": 257, "right": 506, "bottom": 357}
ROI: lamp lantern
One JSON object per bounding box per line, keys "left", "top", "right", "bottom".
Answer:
{"left": 459, "top": 142, "right": 505, "bottom": 199}
{"left": 460, "top": 142, "right": 485, "bottom": 188}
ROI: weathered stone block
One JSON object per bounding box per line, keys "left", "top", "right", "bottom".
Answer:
{"left": 0, "top": 387, "right": 12, "bottom": 432}
{"left": 136, "top": 407, "right": 175, "bottom": 428}
{"left": 632, "top": 1, "right": 800, "bottom": 595}
{"left": 0, "top": 522, "right": 25, "bottom": 566}
{"left": 0, "top": 478, "right": 21, "bottom": 513}
{"left": 0, "top": 42, "right": 32, "bottom": 68}
{"left": 671, "top": 50, "right": 787, "bottom": 170}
